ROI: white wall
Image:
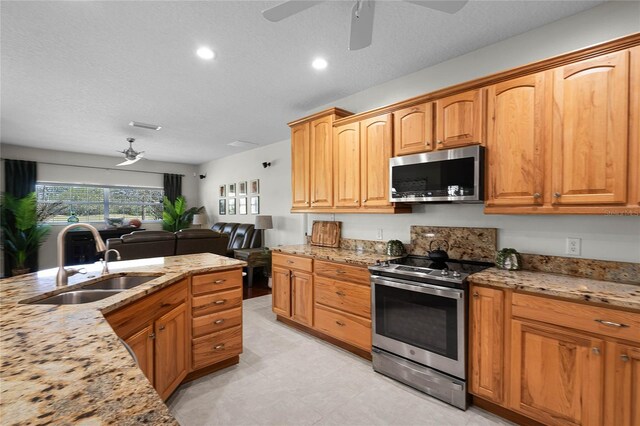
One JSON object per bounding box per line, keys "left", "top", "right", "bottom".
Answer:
{"left": 197, "top": 140, "right": 306, "bottom": 248}
{"left": 0, "top": 143, "right": 200, "bottom": 270}
{"left": 198, "top": 1, "right": 640, "bottom": 263}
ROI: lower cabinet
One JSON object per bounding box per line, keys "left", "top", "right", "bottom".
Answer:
{"left": 272, "top": 253, "right": 314, "bottom": 327}
{"left": 154, "top": 302, "right": 188, "bottom": 399}
{"left": 469, "top": 282, "right": 640, "bottom": 426}
{"left": 124, "top": 323, "right": 155, "bottom": 384}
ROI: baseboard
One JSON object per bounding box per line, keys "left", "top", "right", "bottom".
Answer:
{"left": 472, "top": 396, "right": 545, "bottom": 426}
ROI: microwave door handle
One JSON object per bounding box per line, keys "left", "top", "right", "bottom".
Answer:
{"left": 373, "top": 277, "right": 463, "bottom": 299}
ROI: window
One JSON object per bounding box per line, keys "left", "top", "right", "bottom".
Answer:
{"left": 36, "top": 183, "right": 164, "bottom": 223}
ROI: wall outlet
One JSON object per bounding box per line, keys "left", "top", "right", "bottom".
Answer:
{"left": 376, "top": 229, "right": 383, "bottom": 240}
{"left": 566, "top": 237, "right": 581, "bottom": 256}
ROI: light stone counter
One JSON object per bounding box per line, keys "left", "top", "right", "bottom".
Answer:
{"left": 272, "top": 244, "right": 401, "bottom": 266}
{"left": 0, "top": 253, "right": 246, "bottom": 425}
{"left": 470, "top": 267, "right": 640, "bottom": 311}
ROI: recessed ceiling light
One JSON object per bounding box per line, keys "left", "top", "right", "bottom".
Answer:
{"left": 312, "top": 57, "right": 328, "bottom": 70}
{"left": 196, "top": 47, "right": 215, "bottom": 60}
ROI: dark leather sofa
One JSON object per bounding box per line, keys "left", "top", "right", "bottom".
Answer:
{"left": 106, "top": 229, "right": 229, "bottom": 261}
{"left": 211, "top": 222, "right": 262, "bottom": 256}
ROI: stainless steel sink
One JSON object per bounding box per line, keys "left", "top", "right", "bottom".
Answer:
{"left": 81, "top": 275, "right": 158, "bottom": 290}
{"left": 31, "top": 290, "right": 123, "bottom": 305}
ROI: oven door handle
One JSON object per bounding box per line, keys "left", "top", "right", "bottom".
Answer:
{"left": 372, "top": 276, "right": 463, "bottom": 299}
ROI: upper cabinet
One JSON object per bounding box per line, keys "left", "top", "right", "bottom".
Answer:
{"left": 551, "top": 51, "right": 630, "bottom": 205}
{"left": 393, "top": 103, "right": 434, "bottom": 155}
{"left": 334, "top": 122, "right": 361, "bottom": 208}
{"left": 310, "top": 116, "right": 335, "bottom": 208}
{"left": 486, "top": 72, "right": 548, "bottom": 207}
{"left": 436, "top": 89, "right": 485, "bottom": 149}
{"left": 361, "top": 114, "right": 393, "bottom": 207}
{"left": 291, "top": 122, "right": 310, "bottom": 209}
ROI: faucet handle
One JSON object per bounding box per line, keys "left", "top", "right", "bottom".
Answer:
{"left": 66, "top": 267, "right": 87, "bottom": 277}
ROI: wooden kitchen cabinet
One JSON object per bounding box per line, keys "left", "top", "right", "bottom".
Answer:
{"left": 272, "top": 267, "right": 292, "bottom": 317}
{"left": 486, "top": 72, "right": 548, "bottom": 207}
{"left": 393, "top": 102, "right": 434, "bottom": 155}
{"left": 605, "top": 342, "right": 640, "bottom": 426}
{"left": 291, "top": 271, "right": 313, "bottom": 326}
{"left": 469, "top": 285, "right": 505, "bottom": 404}
{"left": 291, "top": 122, "right": 310, "bottom": 208}
{"left": 272, "top": 253, "right": 314, "bottom": 326}
{"left": 361, "top": 113, "right": 393, "bottom": 207}
{"left": 551, "top": 50, "right": 630, "bottom": 205}
{"left": 436, "top": 89, "right": 485, "bottom": 149}
{"left": 154, "top": 302, "right": 188, "bottom": 400}
{"left": 334, "top": 122, "right": 361, "bottom": 208}
{"left": 310, "top": 115, "right": 335, "bottom": 208}
{"left": 124, "top": 323, "right": 154, "bottom": 384}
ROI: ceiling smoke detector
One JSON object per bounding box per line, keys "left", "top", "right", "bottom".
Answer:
{"left": 129, "top": 121, "right": 162, "bottom": 131}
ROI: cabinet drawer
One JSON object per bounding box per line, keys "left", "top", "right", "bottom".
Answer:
{"left": 192, "top": 288, "right": 243, "bottom": 317}
{"left": 512, "top": 292, "right": 640, "bottom": 343}
{"left": 314, "top": 305, "right": 371, "bottom": 351}
{"left": 192, "top": 325, "right": 242, "bottom": 370}
{"left": 192, "top": 269, "right": 242, "bottom": 295}
{"left": 314, "top": 260, "right": 370, "bottom": 285}
{"left": 192, "top": 307, "right": 242, "bottom": 338}
{"left": 272, "top": 253, "right": 313, "bottom": 272}
{"left": 315, "top": 276, "right": 371, "bottom": 319}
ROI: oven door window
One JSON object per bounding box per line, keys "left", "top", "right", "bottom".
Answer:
{"left": 375, "top": 284, "right": 459, "bottom": 360}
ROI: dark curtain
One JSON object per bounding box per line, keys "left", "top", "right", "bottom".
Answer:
{"left": 3, "top": 159, "right": 38, "bottom": 275}
{"left": 163, "top": 173, "right": 182, "bottom": 203}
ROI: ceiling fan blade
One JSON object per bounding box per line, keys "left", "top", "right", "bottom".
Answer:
{"left": 349, "top": 0, "right": 375, "bottom": 51}
{"left": 404, "top": 0, "right": 469, "bottom": 14}
{"left": 262, "top": 1, "right": 324, "bottom": 22}
{"left": 136, "top": 152, "right": 145, "bottom": 159}
{"left": 116, "top": 159, "right": 136, "bottom": 166}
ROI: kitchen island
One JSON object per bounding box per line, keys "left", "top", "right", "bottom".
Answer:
{"left": 0, "top": 253, "right": 245, "bottom": 425}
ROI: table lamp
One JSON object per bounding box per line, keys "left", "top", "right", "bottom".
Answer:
{"left": 192, "top": 213, "right": 205, "bottom": 228}
{"left": 254, "top": 215, "right": 273, "bottom": 250}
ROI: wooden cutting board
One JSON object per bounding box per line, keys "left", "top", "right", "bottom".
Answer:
{"left": 310, "top": 221, "right": 341, "bottom": 248}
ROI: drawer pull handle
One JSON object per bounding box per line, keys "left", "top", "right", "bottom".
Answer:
{"left": 214, "top": 344, "right": 225, "bottom": 350}
{"left": 336, "top": 291, "right": 346, "bottom": 297}
{"left": 214, "top": 279, "right": 226, "bottom": 284}
{"left": 336, "top": 270, "right": 347, "bottom": 275}
{"left": 149, "top": 333, "right": 156, "bottom": 339}
{"left": 595, "top": 319, "right": 629, "bottom": 328}
{"left": 621, "top": 354, "right": 630, "bottom": 362}
{"left": 335, "top": 321, "right": 346, "bottom": 327}
{"left": 592, "top": 347, "right": 600, "bottom": 355}
{"left": 473, "top": 292, "right": 479, "bottom": 298}
{"left": 214, "top": 319, "right": 225, "bottom": 324}
{"left": 158, "top": 325, "right": 165, "bottom": 331}
{"left": 214, "top": 299, "right": 226, "bottom": 305}
{"left": 287, "top": 260, "right": 295, "bottom": 264}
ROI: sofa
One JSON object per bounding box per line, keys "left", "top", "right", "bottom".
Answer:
{"left": 211, "top": 222, "right": 262, "bottom": 256}
{"left": 106, "top": 229, "right": 229, "bottom": 261}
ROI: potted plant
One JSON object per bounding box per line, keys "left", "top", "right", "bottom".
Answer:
{"left": 162, "top": 196, "right": 204, "bottom": 232}
{"left": 1, "top": 192, "right": 55, "bottom": 276}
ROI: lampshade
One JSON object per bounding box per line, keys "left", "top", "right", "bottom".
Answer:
{"left": 192, "top": 213, "right": 205, "bottom": 225}
{"left": 255, "top": 215, "right": 273, "bottom": 230}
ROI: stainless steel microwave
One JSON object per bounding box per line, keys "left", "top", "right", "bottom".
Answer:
{"left": 389, "top": 146, "right": 485, "bottom": 203}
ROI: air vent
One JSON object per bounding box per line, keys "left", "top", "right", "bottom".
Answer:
{"left": 227, "top": 140, "right": 258, "bottom": 148}
{"left": 129, "top": 121, "right": 162, "bottom": 131}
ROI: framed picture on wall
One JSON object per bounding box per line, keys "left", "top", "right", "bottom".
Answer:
{"left": 219, "top": 185, "right": 226, "bottom": 197}
{"left": 228, "top": 198, "right": 236, "bottom": 215}
{"left": 250, "top": 179, "right": 259, "bottom": 194}
{"left": 238, "top": 181, "right": 247, "bottom": 196}
{"left": 239, "top": 197, "right": 247, "bottom": 215}
{"left": 228, "top": 183, "right": 236, "bottom": 197}
{"left": 219, "top": 199, "right": 226, "bottom": 215}
{"left": 250, "top": 196, "right": 260, "bottom": 214}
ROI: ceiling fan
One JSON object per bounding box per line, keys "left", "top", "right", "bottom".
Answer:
{"left": 117, "top": 137, "right": 145, "bottom": 166}
{"left": 262, "top": 0, "right": 469, "bottom": 50}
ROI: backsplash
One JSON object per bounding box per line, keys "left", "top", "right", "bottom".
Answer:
{"left": 521, "top": 254, "right": 640, "bottom": 285}
{"left": 409, "top": 225, "right": 497, "bottom": 262}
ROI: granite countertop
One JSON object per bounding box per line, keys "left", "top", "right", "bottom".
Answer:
{"left": 272, "top": 244, "right": 402, "bottom": 266}
{"left": 470, "top": 267, "right": 640, "bottom": 311}
{"left": 0, "top": 253, "right": 246, "bottom": 425}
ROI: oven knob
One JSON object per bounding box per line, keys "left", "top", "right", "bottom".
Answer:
{"left": 382, "top": 261, "right": 390, "bottom": 267}
{"left": 452, "top": 270, "right": 461, "bottom": 278}
{"left": 441, "top": 269, "right": 449, "bottom": 276}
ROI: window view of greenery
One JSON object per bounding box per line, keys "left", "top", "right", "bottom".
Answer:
{"left": 36, "top": 183, "right": 163, "bottom": 223}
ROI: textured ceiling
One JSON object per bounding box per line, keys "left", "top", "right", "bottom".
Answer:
{"left": 1, "top": 0, "right": 603, "bottom": 165}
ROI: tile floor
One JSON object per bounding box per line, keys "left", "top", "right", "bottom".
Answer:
{"left": 167, "top": 295, "right": 513, "bottom": 426}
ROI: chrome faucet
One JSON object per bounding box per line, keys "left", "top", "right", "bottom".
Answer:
{"left": 101, "top": 249, "right": 121, "bottom": 274}
{"left": 56, "top": 223, "right": 106, "bottom": 287}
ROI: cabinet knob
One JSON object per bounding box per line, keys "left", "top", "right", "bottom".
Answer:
{"left": 214, "top": 279, "right": 226, "bottom": 284}
{"left": 533, "top": 193, "right": 541, "bottom": 199}
{"left": 437, "top": 140, "right": 443, "bottom": 145}
{"left": 592, "top": 347, "right": 601, "bottom": 355}
{"left": 354, "top": 200, "right": 358, "bottom": 203}
{"left": 149, "top": 333, "right": 156, "bottom": 339}
{"left": 363, "top": 199, "right": 367, "bottom": 202}
{"left": 473, "top": 292, "right": 479, "bottom": 298}
{"left": 158, "top": 325, "right": 165, "bottom": 331}
{"left": 214, "top": 344, "right": 225, "bottom": 350}
{"left": 214, "top": 319, "right": 225, "bottom": 325}
{"left": 621, "top": 354, "right": 630, "bottom": 362}
{"left": 553, "top": 192, "right": 561, "bottom": 198}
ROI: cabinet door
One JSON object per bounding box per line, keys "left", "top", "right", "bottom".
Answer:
{"left": 291, "top": 271, "right": 313, "bottom": 326}
{"left": 630, "top": 46, "right": 640, "bottom": 207}
{"left": 334, "top": 122, "right": 361, "bottom": 208}
{"left": 605, "top": 342, "right": 640, "bottom": 426}
{"left": 361, "top": 114, "right": 393, "bottom": 207}
{"left": 469, "top": 286, "right": 504, "bottom": 404}
{"left": 310, "top": 116, "right": 334, "bottom": 207}
{"left": 509, "top": 320, "right": 604, "bottom": 426}
{"left": 393, "top": 103, "right": 434, "bottom": 155}
{"left": 436, "top": 89, "right": 484, "bottom": 149}
{"left": 291, "top": 122, "right": 310, "bottom": 208}
{"left": 272, "top": 266, "right": 291, "bottom": 317}
{"left": 154, "top": 302, "right": 188, "bottom": 400}
{"left": 551, "top": 51, "right": 629, "bottom": 205}
{"left": 124, "top": 323, "right": 155, "bottom": 385}
{"left": 486, "top": 73, "right": 547, "bottom": 206}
